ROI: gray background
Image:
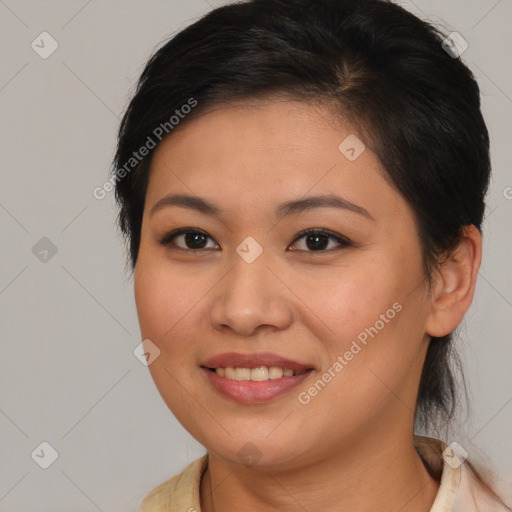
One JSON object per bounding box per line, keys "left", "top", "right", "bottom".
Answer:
{"left": 0, "top": 0, "right": 510, "bottom": 510}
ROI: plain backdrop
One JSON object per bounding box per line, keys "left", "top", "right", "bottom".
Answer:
{"left": 0, "top": 1, "right": 511, "bottom": 510}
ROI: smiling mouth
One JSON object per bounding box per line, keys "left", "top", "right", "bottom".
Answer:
{"left": 203, "top": 366, "right": 311, "bottom": 381}
{"left": 201, "top": 365, "right": 314, "bottom": 404}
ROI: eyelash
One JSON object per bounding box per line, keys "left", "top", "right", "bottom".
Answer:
{"left": 158, "top": 227, "right": 352, "bottom": 254}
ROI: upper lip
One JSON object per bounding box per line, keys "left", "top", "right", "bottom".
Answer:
{"left": 201, "top": 352, "right": 314, "bottom": 372}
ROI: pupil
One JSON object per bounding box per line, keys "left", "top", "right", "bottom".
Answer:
{"left": 185, "top": 232, "right": 206, "bottom": 249}
{"left": 306, "top": 234, "right": 328, "bottom": 251}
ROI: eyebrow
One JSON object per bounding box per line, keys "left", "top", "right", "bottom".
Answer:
{"left": 150, "top": 193, "right": 374, "bottom": 221}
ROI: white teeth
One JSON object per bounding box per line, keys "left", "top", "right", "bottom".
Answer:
{"left": 268, "top": 366, "right": 284, "bottom": 379}
{"left": 250, "top": 366, "right": 268, "bottom": 381}
{"left": 234, "top": 368, "right": 251, "bottom": 381}
{"left": 213, "top": 366, "right": 306, "bottom": 381}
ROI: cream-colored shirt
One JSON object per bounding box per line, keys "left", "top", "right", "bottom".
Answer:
{"left": 139, "top": 436, "right": 510, "bottom": 511}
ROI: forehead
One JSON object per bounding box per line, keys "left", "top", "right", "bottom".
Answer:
{"left": 169, "top": 98, "right": 347, "bottom": 145}
{"left": 144, "top": 99, "right": 399, "bottom": 221}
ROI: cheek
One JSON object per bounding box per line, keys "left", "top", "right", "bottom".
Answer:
{"left": 293, "top": 257, "right": 427, "bottom": 397}
{"left": 134, "top": 257, "right": 196, "bottom": 341}
{"left": 134, "top": 264, "right": 166, "bottom": 341}
{"left": 133, "top": 260, "right": 205, "bottom": 420}
{"left": 133, "top": 256, "right": 218, "bottom": 398}
{"left": 290, "top": 262, "right": 403, "bottom": 350}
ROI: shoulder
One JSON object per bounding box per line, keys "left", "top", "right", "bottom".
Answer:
{"left": 139, "top": 454, "right": 209, "bottom": 512}
{"left": 413, "top": 435, "right": 511, "bottom": 512}
{"left": 454, "top": 462, "right": 512, "bottom": 512}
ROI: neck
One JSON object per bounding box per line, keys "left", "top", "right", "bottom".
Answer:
{"left": 200, "top": 431, "right": 440, "bottom": 512}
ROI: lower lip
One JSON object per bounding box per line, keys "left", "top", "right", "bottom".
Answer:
{"left": 201, "top": 367, "right": 313, "bottom": 404}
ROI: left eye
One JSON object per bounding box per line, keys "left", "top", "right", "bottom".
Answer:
{"left": 290, "top": 228, "right": 351, "bottom": 252}
{"left": 159, "top": 228, "right": 351, "bottom": 253}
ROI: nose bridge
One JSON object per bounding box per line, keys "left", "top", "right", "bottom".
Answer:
{"left": 225, "top": 239, "right": 272, "bottom": 307}
{"left": 209, "top": 238, "right": 292, "bottom": 334}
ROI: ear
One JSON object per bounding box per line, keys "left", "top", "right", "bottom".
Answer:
{"left": 426, "top": 225, "right": 482, "bottom": 338}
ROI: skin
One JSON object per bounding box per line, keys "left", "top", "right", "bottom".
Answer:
{"left": 134, "top": 98, "right": 482, "bottom": 511}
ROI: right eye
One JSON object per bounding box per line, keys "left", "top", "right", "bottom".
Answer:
{"left": 159, "top": 228, "right": 220, "bottom": 251}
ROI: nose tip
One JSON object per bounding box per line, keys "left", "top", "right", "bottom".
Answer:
{"left": 208, "top": 259, "right": 293, "bottom": 336}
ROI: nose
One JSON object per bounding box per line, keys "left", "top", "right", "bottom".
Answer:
{"left": 208, "top": 249, "right": 294, "bottom": 337}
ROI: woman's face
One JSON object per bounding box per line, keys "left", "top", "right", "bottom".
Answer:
{"left": 134, "top": 99, "right": 434, "bottom": 468}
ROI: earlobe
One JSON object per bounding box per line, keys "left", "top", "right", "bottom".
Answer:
{"left": 426, "top": 225, "right": 482, "bottom": 338}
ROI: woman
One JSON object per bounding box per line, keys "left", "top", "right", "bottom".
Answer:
{"left": 112, "top": 0, "right": 511, "bottom": 510}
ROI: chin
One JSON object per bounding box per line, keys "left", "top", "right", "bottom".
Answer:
{"left": 203, "top": 434, "right": 310, "bottom": 470}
